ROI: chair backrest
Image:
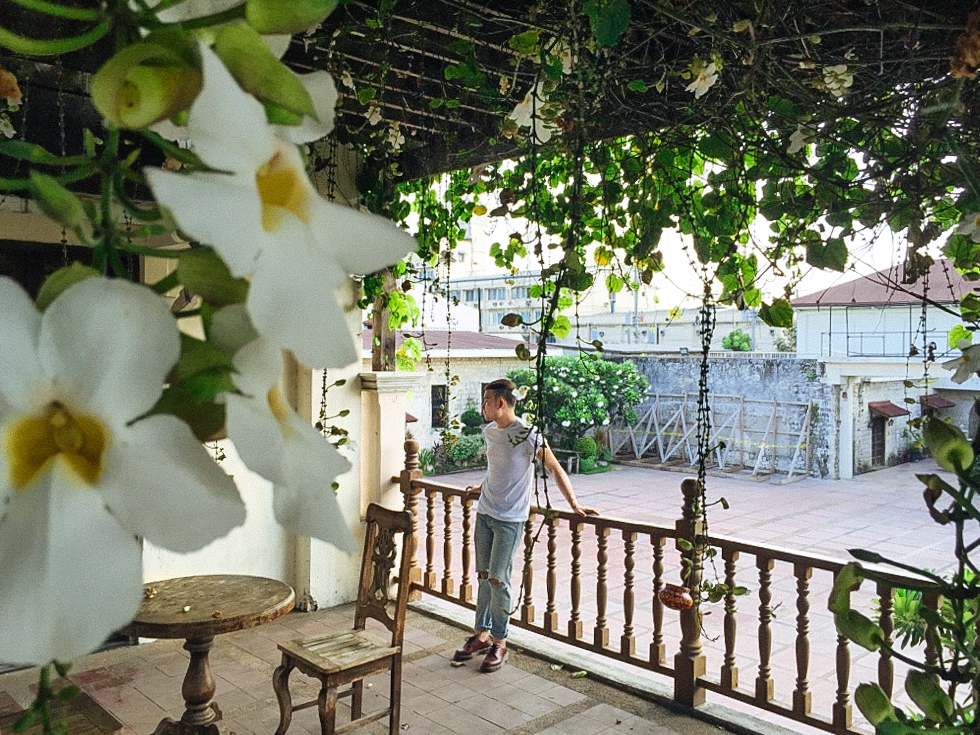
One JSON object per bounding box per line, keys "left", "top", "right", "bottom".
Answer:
{"left": 353, "top": 503, "right": 415, "bottom": 647}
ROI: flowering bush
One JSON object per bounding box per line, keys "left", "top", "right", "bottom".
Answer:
{"left": 509, "top": 356, "right": 647, "bottom": 448}
{"left": 0, "top": 0, "right": 415, "bottom": 666}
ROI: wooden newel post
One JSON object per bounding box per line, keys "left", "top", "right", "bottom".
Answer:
{"left": 400, "top": 440, "right": 424, "bottom": 600}
{"left": 674, "top": 478, "right": 707, "bottom": 707}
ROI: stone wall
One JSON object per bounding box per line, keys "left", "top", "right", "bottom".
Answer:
{"left": 617, "top": 355, "right": 835, "bottom": 478}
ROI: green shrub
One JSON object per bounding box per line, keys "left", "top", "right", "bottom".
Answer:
{"left": 508, "top": 356, "right": 648, "bottom": 447}
{"left": 460, "top": 408, "right": 483, "bottom": 436}
{"left": 446, "top": 434, "right": 485, "bottom": 464}
{"left": 579, "top": 457, "right": 597, "bottom": 472}
{"left": 722, "top": 328, "right": 752, "bottom": 351}
{"left": 574, "top": 436, "right": 598, "bottom": 460}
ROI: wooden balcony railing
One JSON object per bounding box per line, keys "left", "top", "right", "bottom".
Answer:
{"left": 395, "top": 441, "right": 937, "bottom": 734}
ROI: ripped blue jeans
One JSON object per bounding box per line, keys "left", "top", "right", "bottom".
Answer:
{"left": 473, "top": 513, "right": 524, "bottom": 641}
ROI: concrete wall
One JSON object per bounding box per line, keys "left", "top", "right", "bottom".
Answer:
{"left": 622, "top": 355, "right": 835, "bottom": 477}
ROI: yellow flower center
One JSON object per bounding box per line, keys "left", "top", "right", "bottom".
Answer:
{"left": 5, "top": 402, "right": 108, "bottom": 489}
{"left": 267, "top": 385, "right": 296, "bottom": 440}
{"left": 255, "top": 148, "right": 311, "bottom": 232}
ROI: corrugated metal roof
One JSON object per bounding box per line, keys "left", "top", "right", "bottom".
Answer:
{"left": 868, "top": 401, "right": 911, "bottom": 418}
{"left": 793, "top": 259, "right": 972, "bottom": 307}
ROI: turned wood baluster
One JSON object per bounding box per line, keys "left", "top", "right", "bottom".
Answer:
{"left": 521, "top": 515, "right": 535, "bottom": 623}
{"left": 674, "top": 478, "right": 705, "bottom": 707}
{"left": 832, "top": 570, "right": 853, "bottom": 729}
{"left": 721, "top": 548, "right": 739, "bottom": 691}
{"left": 424, "top": 490, "right": 436, "bottom": 589}
{"left": 650, "top": 535, "right": 666, "bottom": 666}
{"left": 621, "top": 530, "right": 637, "bottom": 656}
{"left": 441, "top": 494, "right": 454, "bottom": 596}
{"left": 460, "top": 495, "right": 474, "bottom": 603}
{"left": 568, "top": 520, "right": 583, "bottom": 640}
{"left": 400, "top": 441, "right": 423, "bottom": 597}
{"left": 793, "top": 563, "right": 812, "bottom": 715}
{"left": 876, "top": 581, "right": 894, "bottom": 697}
{"left": 756, "top": 555, "right": 775, "bottom": 702}
{"left": 594, "top": 526, "right": 610, "bottom": 648}
{"left": 544, "top": 515, "right": 559, "bottom": 632}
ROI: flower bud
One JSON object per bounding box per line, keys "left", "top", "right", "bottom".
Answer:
{"left": 92, "top": 31, "right": 201, "bottom": 129}
{"left": 213, "top": 22, "right": 315, "bottom": 119}
{"left": 245, "top": 0, "right": 338, "bottom": 34}
{"left": 854, "top": 683, "right": 898, "bottom": 726}
{"left": 905, "top": 670, "right": 953, "bottom": 722}
{"left": 923, "top": 417, "right": 974, "bottom": 473}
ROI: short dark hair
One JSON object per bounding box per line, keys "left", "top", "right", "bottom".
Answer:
{"left": 484, "top": 378, "right": 516, "bottom": 407}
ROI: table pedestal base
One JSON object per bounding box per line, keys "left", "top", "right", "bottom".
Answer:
{"left": 151, "top": 717, "right": 221, "bottom": 735}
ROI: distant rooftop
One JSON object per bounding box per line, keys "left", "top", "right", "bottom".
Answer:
{"left": 793, "top": 259, "right": 973, "bottom": 307}
{"left": 361, "top": 329, "right": 527, "bottom": 353}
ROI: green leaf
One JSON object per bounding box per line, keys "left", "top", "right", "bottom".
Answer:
{"left": 551, "top": 315, "right": 572, "bottom": 339}
{"left": 170, "top": 334, "right": 235, "bottom": 385}
{"left": 923, "top": 417, "right": 974, "bottom": 472}
{"left": 507, "top": 29, "right": 540, "bottom": 56}
{"left": 150, "top": 384, "right": 225, "bottom": 442}
{"left": 35, "top": 264, "right": 100, "bottom": 311}
{"left": 591, "top": 0, "right": 631, "bottom": 47}
{"left": 758, "top": 298, "right": 793, "bottom": 328}
{"left": 806, "top": 238, "right": 847, "bottom": 271}
{"left": 627, "top": 78, "right": 648, "bottom": 93}
{"left": 358, "top": 87, "right": 377, "bottom": 105}
{"left": 948, "top": 323, "right": 972, "bottom": 349}
{"left": 176, "top": 248, "right": 249, "bottom": 307}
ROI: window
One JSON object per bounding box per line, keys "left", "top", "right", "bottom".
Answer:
{"left": 871, "top": 416, "right": 886, "bottom": 467}
{"left": 512, "top": 286, "right": 529, "bottom": 299}
{"left": 485, "top": 287, "right": 506, "bottom": 300}
{"left": 431, "top": 385, "right": 448, "bottom": 428}
{"left": 464, "top": 289, "right": 478, "bottom": 302}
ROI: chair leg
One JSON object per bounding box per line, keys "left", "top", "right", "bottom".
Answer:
{"left": 389, "top": 657, "right": 402, "bottom": 735}
{"left": 351, "top": 680, "right": 363, "bottom": 721}
{"left": 318, "top": 684, "right": 338, "bottom": 735}
{"left": 272, "top": 660, "right": 294, "bottom": 735}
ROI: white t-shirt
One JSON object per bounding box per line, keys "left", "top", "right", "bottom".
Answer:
{"left": 476, "top": 418, "right": 543, "bottom": 523}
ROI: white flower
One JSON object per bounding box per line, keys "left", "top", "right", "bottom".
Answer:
{"left": 386, "top": 122, "right": 405, "bottom": 151}
{"left": 215, "top": 313, "right": 356, "bottom": 551}
{"left": 788, "top": 125, "right": 816, "bottom": 154}
{"left": 942, "top": 341, "right": 980, "bottom": 383}
{"left": 0, "top": 276, "right": 245, "bottom": 664}
{"left": 367, "top": 104, "right": 383, "bottom": 126}
{"left": 0, "top": 114, "right": 13, "bottom": 139}
{"left": 341, "top": 70, "right": 354, "bottom": 89}
{"left": 822, "top": 64, "right": 853, "bottom": 97}
{"left": 958, "top": 213, "right": 980, "bottom": 243}
{"left": 508, "top": 80, "right": 558, "bottom": 144}
{"left": 602, "top": 418, "right": 610, "bottom": 425}
{"left": 685, "top": 59, "right": 718, "bottom": 99}
{"left": 561, "top": 420, "right": 571, "bottom": 427}
{"left": 146, "top": 46, "right": 416, "bottom": 369}
{"left": 513, "top": 385, "right": 529, "bottom": 401}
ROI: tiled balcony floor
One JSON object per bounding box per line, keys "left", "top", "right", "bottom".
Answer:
{"left": 0, "top": 605, "right": 731, "bottom": 735}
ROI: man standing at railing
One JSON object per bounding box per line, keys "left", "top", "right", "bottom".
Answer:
{"left": 452, "top": 378, "right": 597, "bottom": 673}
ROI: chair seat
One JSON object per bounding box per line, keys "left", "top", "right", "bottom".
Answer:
{"left": 279, "top": 631, "right": 400, "bottom": 675}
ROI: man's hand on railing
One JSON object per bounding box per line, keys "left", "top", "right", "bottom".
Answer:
{"left": 464, "top": 485, "right": 482, "bottom": 500}
{"left": 571, "top": 504, "right": 599, "bottom": 517}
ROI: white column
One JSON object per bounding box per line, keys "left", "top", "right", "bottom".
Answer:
{"left": 360, "top": 372, "right": 424, "bottom": 515}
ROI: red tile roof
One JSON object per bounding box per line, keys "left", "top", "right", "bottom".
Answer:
{"left": 361, "top": 329, "right": 527, "bottom": 351}
{"left": 868, "top": 401, "right": 910, "bottom": 418}
{"left": 793, "top": 259, "right": 972, "bottom": 307}
{"left": 921, "top": 393, "right": 956, "bottom": 409}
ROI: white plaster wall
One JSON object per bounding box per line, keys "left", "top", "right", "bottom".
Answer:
{"left": 797, "top": 304, "right": 960, "bottom": 358}
{"left": 142, "top": 440, "right": 288, "bottom": 581}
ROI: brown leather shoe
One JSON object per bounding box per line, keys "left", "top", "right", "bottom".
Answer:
{"left": 479, "top": 643, "right": 508, "bottom": 672}
{"left": 452, "top": 635, "right": 491, "bottom": 662}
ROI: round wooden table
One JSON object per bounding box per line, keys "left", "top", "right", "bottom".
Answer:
{"left": 123, "top": 575, "right": 295, "bottom": 735}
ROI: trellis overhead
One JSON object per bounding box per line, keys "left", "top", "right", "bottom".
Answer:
{"left": 282, "top": 0, "right": 978, "bottom": 177}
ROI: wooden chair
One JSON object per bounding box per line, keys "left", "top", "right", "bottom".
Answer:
{"left": 272, "top": 503, "right": 415, "bottom": 735}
